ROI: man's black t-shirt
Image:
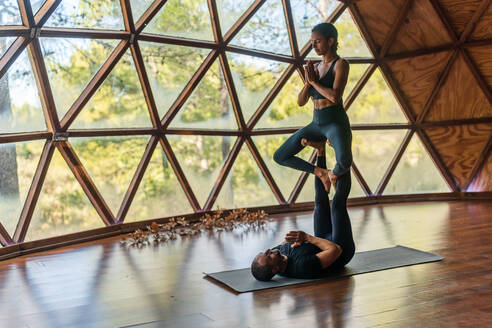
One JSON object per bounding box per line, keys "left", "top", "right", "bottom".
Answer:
{"left": 272, "top": 242, "right": 325, "bottom": 279}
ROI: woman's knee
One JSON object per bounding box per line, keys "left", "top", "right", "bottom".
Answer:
{"left": 273, "top": 148, "right": 286, "bottom": 164}
{"left": 274, "top": 136, "right": 303, "bottom": 164}
{"left": 338, "top": 152, "right": 353, "bottom": 170}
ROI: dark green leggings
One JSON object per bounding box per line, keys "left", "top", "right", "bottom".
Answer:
{"left": 273, "top": 104, "right": 353, "bottom": 177}
{"left": 314, "top": 155, "right": 355, "bottom": 268}
{"left": 274, "top": 103, "right": 354, "bottom": 268}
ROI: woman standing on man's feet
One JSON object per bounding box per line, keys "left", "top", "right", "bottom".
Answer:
{"left": 274, "top": 22, "right": 352, "bottom": 192}
{"left": 273, "top": 23, "right": 353, "bottom": 247}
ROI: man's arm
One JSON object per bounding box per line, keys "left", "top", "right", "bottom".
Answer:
{"left": 285, "top": 231, "right": 342, "bottom": 269}
{"left": 306, "top": 234, "right": 342, "bottom": 269}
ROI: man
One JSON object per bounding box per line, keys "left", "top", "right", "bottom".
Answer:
{"left": 251, "top": 139, "right": 355, "bottom": 281}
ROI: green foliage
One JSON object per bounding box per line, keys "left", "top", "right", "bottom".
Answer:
{"left": 171, "top": 136, "right": 229, "bottom": 175}
{"left": 179, "top": 63, "right": 225, "bottom": 123}
{"left": 26, "top": 151, "right": 104, "bottom": 240}
{"left": 154, "top": 0, "right": 210, "bottom": 34}
{"left": 265, "top": 74, "right": 308, "bottom": 124}
{"left": 336, "top": 10, "right": 372, "bottom": 58}
{"left": 78, "top": 1, "right": 122, "bottom": 28}
{"left": 348, "top": 69, "right": 407, "bottom": 124}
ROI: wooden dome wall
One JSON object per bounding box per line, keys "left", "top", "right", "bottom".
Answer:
{"left": 348, "top": 0, "right": 492, "bottom": 192}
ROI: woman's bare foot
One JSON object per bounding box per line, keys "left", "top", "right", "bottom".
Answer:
{"left": 328, "top": 170, "right": 338, "bottom": 192}
{"left": 301, "top": 138, "right": 325, "bottom": 152}
{"left": 314, "top": 167, "right": 331, "bottom": 193}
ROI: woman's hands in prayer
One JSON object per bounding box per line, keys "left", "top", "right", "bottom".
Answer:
{"left": 304, "top": 60, "right": 319, "bottom": 85}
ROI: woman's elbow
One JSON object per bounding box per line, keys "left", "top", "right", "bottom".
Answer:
{"left": 331, "top": 91, "right": 343, "bottom": 104}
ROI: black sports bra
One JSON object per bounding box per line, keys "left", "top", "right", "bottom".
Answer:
{"left": 309, "top": 58, "right": 339, "bottom": 99}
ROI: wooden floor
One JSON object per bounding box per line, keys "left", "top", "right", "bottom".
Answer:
{"left": 0, "top": 200, "right": 491, "bottom": 328}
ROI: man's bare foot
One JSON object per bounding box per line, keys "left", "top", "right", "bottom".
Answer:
{"left": 314, "top": 167, "right": 331, "bottom": 193}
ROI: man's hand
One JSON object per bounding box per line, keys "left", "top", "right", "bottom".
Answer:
{"left": 285, "top": 230, "right": 309, "bottom": 248}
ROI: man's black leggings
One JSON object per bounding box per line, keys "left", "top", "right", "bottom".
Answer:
{"left": 314, "top": 155, "right": 355, "bottom": 268}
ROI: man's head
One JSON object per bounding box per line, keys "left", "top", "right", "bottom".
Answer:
{"left": 251, "top": 248, "right": 284, "bottom": 281}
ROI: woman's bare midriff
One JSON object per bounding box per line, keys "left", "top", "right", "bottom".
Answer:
{"left": 314, "top": 98, "right": 338, "bottom": 110}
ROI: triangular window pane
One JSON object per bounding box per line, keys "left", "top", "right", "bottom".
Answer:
{"left": 0, "top": 49, "right": 46, "bottom": 134}
{"left": 140, "top": 42, "right": 210, "bottom": 120}
{"left": 168, "top": 135, "right": 236, "bottom": 207}
{"left": 126, "top": 143, "right": 193, "bottom": 222}
{"left": 0, "top": 1, "right": 22, "bottom": 25}
{"left": 71, "top": 49, "right": 152, "bottom": 129}
{"left": 45, "top": 0, "right": 124, "bottom": 30}
{"left": 227, "top": 52, "right": 289, "bottom": 123}
{"left": 168, "top": 59, "right": 237, "bottom": 129}
{"left": 0, "top": 37, "right": 16, "bottom": 59}
{"left": 385, "top": 134, "right": 450, "bottom": 194}
{"left": 144, "top": 0, "right": 214, "bottom": 41}
{"left": 30, "top": 0, "right": 45, "bottom": 14}
{"left": 352, "top": 130, "right": 407, "bottom": 192}
{"left": 215, "top": 145, "right": 278, "bottom": 209}
{"left": 0, "top": 140, "right": 45, "bottom": 237}
{"left": 291, "top": 0, "right": 340, "bottom": 49}
{"left": 26, "top": 149, "right": 105, "bottom": 241}
{"left": 216, "top": 0, "right": 255, "bottom": 36}
{"left": 348, "top": 68, "right": 407, "bottom": 124}
{"left": 297, "top": 175, "right": 315, "bottom": 202}
{"left": 344, "top": 64, "right": 370, "bottom": 100}
{"left": 40, "top": 38, "right": 119, "bottom": 120}
{"left": 71, "top": 136, "right": 149, "bottom": 216}
{"left": 143, "top": 43, "right": 211, "bottom": 121}
{"left": 252, "top": 135, "right": 316, "bottom": 197}
{"left": 129, "top": 0, "right": 154, "bottom": 22}
{"left": 335, "top": 9, "right": 372, "bottom": 58}
{"left": 230, "top": 0, "right": 291, "bottom": 56}
{"left": 349, "top": 174, "right": 366, "bottom": 198}
{"left": 256, "top": 72, "right": 312, "bottom": 128}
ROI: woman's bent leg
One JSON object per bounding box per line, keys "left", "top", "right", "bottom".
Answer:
{"left": 273, "top": 123, "right": 325, "bottom": 174}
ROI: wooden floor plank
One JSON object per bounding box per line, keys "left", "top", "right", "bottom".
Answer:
{"left": 0, "top": 200, "right": 491, "bottom": 327}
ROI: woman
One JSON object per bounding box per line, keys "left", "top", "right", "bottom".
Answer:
{"left": 273, "top": 22, "right": 352, "bottom": 194}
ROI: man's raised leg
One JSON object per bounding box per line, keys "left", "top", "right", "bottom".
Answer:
{"left": 310, "top": 142, "right": 333, "bottom": 240}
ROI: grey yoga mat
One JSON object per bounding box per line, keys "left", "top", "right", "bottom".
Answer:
{"left": 204, "top": 245, "right": 444, "bottom": 293}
